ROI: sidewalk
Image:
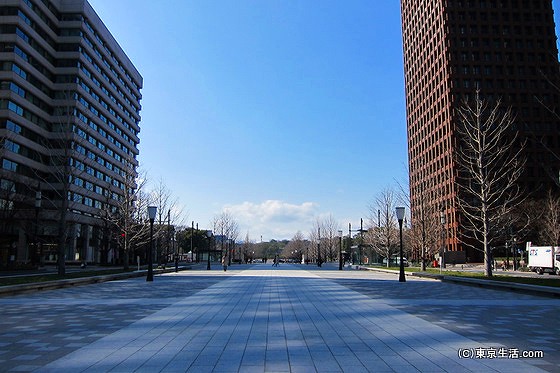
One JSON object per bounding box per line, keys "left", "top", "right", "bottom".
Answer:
{"left": 1, "top": 264, "right": 557, "bottom": 372}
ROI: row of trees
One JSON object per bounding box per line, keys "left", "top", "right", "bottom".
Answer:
{"left": 0, "top": 91, "right": 190, "bottom": 275}
{"left": 15, "top": 90, "right": 556, "bottom": 277}
{"left": 255, "top": 92, "right": 560, "bottom": 278}
{"left": 364, "top": 93, "right": 560, "bottom": 277}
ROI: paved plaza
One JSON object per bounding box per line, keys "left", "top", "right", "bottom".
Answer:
{"left": 0, "top": 264, "right": 558, "bottom": 372}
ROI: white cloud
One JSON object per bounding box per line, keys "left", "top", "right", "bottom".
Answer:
{"left": 223, "top": 200, "right": 319, "bottom": 241}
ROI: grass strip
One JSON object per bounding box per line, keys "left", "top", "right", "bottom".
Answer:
{"left": 367, "top": 265, "right": 560, "bottom": 287}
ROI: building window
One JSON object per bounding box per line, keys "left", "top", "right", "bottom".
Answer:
{"left": 6, "top": 120, "right": 22, "bottom": 134}
{"left": 2, "top": 159, "right": 18, "bottom": 172}
{"left": 0, "top": 179, "right": 16, "bottom": 192}
{"left": 7, "top": 101, "right": 23, "bottom": 116}
{"left": 11, "top": 63, "right": 27, "bottom": 79}
{"left": 0, "top": 198, "right": 14, "bottom": 210}
{"left": 4, "top": 140, "right": 20, "bottom": 154}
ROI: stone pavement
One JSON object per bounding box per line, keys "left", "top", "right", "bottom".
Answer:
{"left": 0, "top": 264, "right": 558, "bottom": 372}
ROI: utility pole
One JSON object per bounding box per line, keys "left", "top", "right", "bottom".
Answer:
{"left": 317, "top": 227, "right": 322, "bottom": 267}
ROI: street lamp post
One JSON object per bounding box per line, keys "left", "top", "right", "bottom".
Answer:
{"left": 167, "top": 210, "right": 171, "bottom": 268}
{"left": 396, "top": 207, "right": 406, "bottom": 283}
{"left": 174, "top": 229, "right": 178, "bottom": 273}
{"left": 195, "top": 223, "right": 199, "bottom": 262}
{"left": 512, "top": 237, "right": 517, "bottom": 271}
{"left": 191, "top": 221, "right": 194, "bottom": 263}
{"left": 359, "top": 218, "right": 364, "bottom": 265}
{"left": 348, "top": 223, "right": 353, "bottom": 264}
{"left": 338, "top": 230, "right": 343, "bottom": 270}
{"left": 348, "top": 221, "right": 366, "bottom": 266}
{"left": 147, "top": 206, "right": 157, "bottom": 282}
{"left": 206, "top": 230, "right": 213, "bottom": 270}
{"left": 440, "top": 210, "right": 446, "bottom": 273}
{"left": 35, "top": 190, "right": 41, "bottom": 266}
{"left": 317, "top": 227, "right": 322, "bottom": 267}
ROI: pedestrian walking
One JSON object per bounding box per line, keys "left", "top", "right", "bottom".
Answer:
{"left": 222, "top": 255, "right": 228, "bottom": 272}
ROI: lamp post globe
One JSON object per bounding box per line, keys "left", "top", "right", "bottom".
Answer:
{"left": 147, "top": 206, "right": 157, "bottom": 282}
{"left": 395, "top": 207, "right": 406, "bottom": 283}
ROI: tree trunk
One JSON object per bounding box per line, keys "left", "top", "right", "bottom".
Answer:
{"left": 484, "top": 245, "right": 493, "bottom": 277}
{"left": 123, "top": 236, "right": 130, "bottom": 270}
{"left": 56, "top": 211, "right": 67, "bottom": 276}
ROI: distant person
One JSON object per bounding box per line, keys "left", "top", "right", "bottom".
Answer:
{"left": 222, "top": 255, "right": 228, "bottom": 272}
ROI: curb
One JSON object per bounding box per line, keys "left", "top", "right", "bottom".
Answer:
{"left": 440, "top": 275, "right": 560, "bottom": 297}
{"left": 357, "top": 266, "right": 560, "bottom": 297}
{"left": 0, "top": 266, "right": 190, "bottom": 297}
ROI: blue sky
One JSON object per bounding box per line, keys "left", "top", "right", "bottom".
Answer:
{"left": 89, "top": 1, "right": 560, "bottom": 241}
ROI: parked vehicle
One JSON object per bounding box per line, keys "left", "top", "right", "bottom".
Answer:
{"left": 527, "top": 242, "right": 560, "bottom": 275}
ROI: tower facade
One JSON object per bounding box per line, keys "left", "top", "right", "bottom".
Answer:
{"left": 401, "top": 0, "right": 560, "bottom": 261}
{"left": 0, "top": 0, "right": 142, "bottom": 266}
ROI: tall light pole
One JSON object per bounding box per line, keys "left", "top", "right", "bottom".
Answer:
{"left": 147, "top": 206, "right": 157, "bottom": 282}
{"left": 35, "top": 189, "right": 41, "bottom": 266}
{"left": 174, "top": 227, "right": 178, "bottom": 272}
{"left": 440, "top": 209, "right": 446, "bottom": 273}
{"left": 228, "top": 239, "right": 233, "bottom": 266}
{"left": 396, "top": 207, "right": 406, "bottom": 283}
{"left": 338, "top": 230, "right": 343, "bottom": 270}
{"left": 349, "top": 223, "right": 353, "bottom": 264}
{"left": 348, "top": 221, "right": 366, "bottom": 266}
{"left": 317, "top": 227, "right": 322, "bottom": 267}
{"left": 206, "top": 230, "right": 213, "bottom": 270}
{"left": 359, "top": 218, "right": 364, "bottom": 265}
{"left": 191, "top": 221, "right": 194, "bottom": 263}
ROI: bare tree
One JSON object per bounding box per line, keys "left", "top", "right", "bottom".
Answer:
{"left": 0, "top": 130, "right": 29, "bottom": 265}
{"left": 36, "top": 90, "right": 84, "bottom": 275}
{"left": 150, "top": 179, "right": 185, "bottom": 265}
{"left": 109, "top": 158, "right": 151, "bottom": 270}
{"left": 318, "top": 215, "right": 340, "bottom": 261}
{"left": 308, "top": 220, "right": 322, "bottom": 265}
{"left": 212, "top": 211, "right": 239, "bottom": 261}
{"left": 406, "top": 189, "right": 443, "bottom": 269}
{"left": 532, "top": 72, "right": 560, "bottom": 188}
{"left": 240, "top": 231, "right": 254, "bottom": 263}
{"left": 282, "top": 231, "right": 307, "bottom": 262}
{"left": 365, "top": 188, "right": 400, "bottom": 267}
{"left": 96, "top": 189, "right": 116, "bottom": 265}
{"left": 455, "top": 92, "right": 526, "bottom": 276}
{"left": 538, "top": 190, "right": 560, "bottom": 246}
{"left": 397, "top": 165, "right": 446, "bottom": 270}
{"left": 0, "top": 161, "right": 28, "bottom": 267}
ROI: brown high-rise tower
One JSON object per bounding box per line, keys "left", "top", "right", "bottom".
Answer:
{"left": 401, "top": 0, "right": 560, "bottom": 261}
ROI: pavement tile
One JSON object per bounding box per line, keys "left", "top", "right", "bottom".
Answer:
{"left": 0, "top": 264, "right": 558, "bottom": 372}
